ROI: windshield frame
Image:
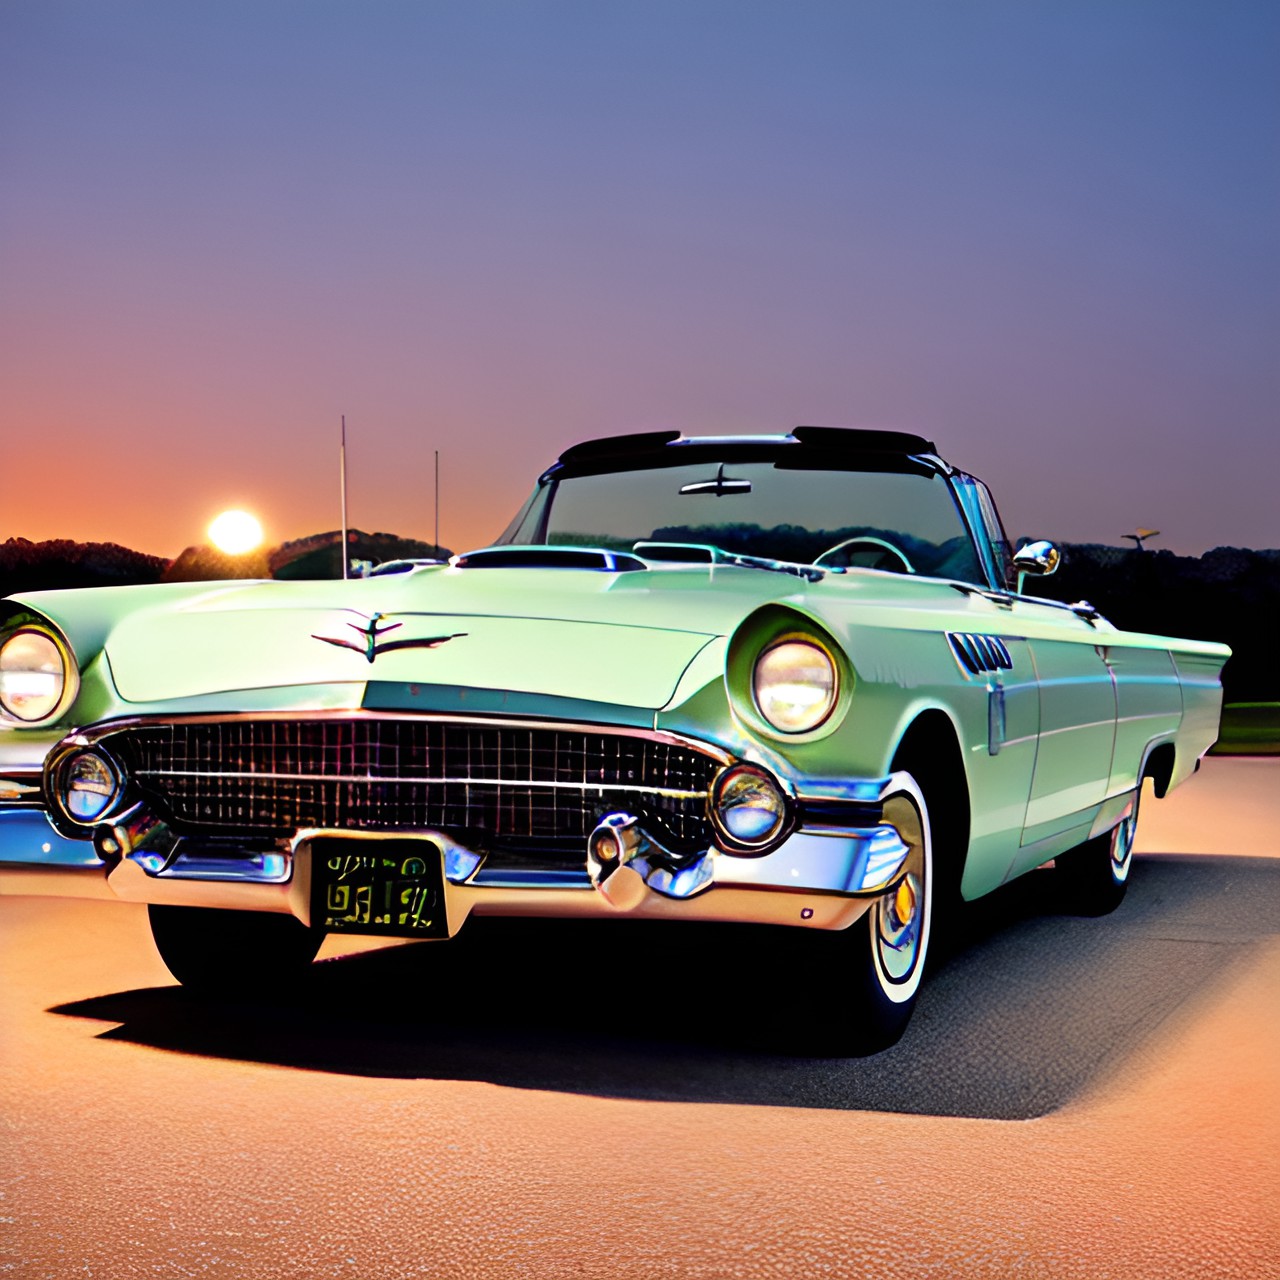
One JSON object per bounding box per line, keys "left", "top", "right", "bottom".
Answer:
{"left": 495, "top": 438, "right": 1000, "bottom": 591}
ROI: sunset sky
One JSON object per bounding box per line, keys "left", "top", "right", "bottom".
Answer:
{"left": 2, "top": 1, "right": 1277, "bottom": 559}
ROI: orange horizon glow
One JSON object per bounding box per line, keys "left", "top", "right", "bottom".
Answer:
{"left": 2, "top": 5, "right": 1277, "bottom": 561}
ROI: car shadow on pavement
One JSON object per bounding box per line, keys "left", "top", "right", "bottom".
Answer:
{"left": 51, "top": 853, "right": 1279, "bottom": 1119}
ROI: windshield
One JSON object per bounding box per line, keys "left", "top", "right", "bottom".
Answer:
{"left": 499, "top": 459, "right": 987, "bottom": 584}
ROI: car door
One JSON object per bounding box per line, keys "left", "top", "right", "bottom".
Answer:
{"left": 949, "top": 475, "right": 1119, "bottom": 867}
{"left": 1017, "top": 601, "right": 1118, "bottom": 847}
{"left": 1103, "top": 642, "right": 1181, "bottom": 795}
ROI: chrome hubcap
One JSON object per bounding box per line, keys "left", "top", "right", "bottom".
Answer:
{"left": 877, "top": 870, "right": 922, "bottom": 981}
{"left": 876, "top": 793, "right": 927, "bottom": 985}
{"left": 1110, "top": 810, "right": 1136, "bottom": 881}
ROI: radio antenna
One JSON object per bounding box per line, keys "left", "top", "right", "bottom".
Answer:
{"left": 340, "top": 415, "right": 349, "bottom": 579}
{"left": 434, "top": 449, "right": 440, "bottom": 554}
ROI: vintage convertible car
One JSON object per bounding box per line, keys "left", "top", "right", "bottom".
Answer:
{"left": 0, "top": 427, "right": 1229, "bottom": 1049}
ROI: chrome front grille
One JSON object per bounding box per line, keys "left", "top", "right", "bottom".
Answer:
{"left": 106, "top": 718, "right": 720, "bottom": 851}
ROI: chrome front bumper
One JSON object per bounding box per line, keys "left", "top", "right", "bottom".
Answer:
{"left": 1, "top": 774, "right": 915, "bottom": 933}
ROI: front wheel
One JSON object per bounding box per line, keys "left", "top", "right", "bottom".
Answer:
{"left": 801, "top": 773, "right": 933, "bottom": 1054}
{"left": 1055, "top": 788, "right": 1139, "bottom": 916}
{"left": 148, "top": 904, "right": 325, "bottom": 993}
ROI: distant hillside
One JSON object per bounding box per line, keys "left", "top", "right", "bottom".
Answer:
{"left": 163, "top": 545, "right": 272, "bottom": 582}
{"left": 0, "top": 538, "right": 169, "bottom": 597}
{"left": 2, "top": 533, "right": 1273, "bottom": 700}
{"left": 1, "top": 530, "right": 450, "bottom": 599}
{"left": 1035, "top": 543, "right": 1279, "bottom": 702}
{"left": 270, "top": 530, "right": 449, "bottom": 580}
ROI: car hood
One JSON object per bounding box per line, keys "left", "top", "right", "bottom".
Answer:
{"left": 16, "top": 563, "right": 807, "bottom": 711}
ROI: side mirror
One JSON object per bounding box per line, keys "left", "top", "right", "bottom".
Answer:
{"left": 1011, "top": 540, "right": 1061, "bottom": 593}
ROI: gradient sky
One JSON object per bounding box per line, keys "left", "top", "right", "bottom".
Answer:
{"left": 2, "top": 1, "right": 1277, "bottom": 559}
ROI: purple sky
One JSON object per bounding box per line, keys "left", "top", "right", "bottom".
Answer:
{"left": 2, "top": 1, "right": 1277, "bottom": 558}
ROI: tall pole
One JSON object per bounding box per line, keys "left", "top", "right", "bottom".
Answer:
{"left": 340, "top": 415, "right": 349, "bottom": 580}
{"left": 434, "top": 449, "right": 440, "bottom": 555}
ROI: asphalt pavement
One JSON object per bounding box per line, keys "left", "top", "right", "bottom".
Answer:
{"left": 1, "top": 758, "right": 1276, "bottom": 1278}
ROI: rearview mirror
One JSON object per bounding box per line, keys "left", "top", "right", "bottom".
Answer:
{"left": 1013, "top": 540, "right": 1061, "bottom": 575}
{"left": 1011, "top": 540, "right": 1061, "bottom": 593}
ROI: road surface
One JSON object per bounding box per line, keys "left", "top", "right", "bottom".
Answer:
{"left": 1, "top": 758, "right": 1276, "bottom": 1277}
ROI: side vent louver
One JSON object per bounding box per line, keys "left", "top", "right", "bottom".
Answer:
{"left": 948, "top": 632, "right": 1013, "bottom": 675}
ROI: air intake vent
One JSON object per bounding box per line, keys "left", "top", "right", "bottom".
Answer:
{"left": 948, "top": 632, "right": 1013, "bottom": 674}
{"left": 633, "top": 542, "right": 718, "bottom": 564}
{"left": 452, "top": 546, "right": 646, "bottom": 572}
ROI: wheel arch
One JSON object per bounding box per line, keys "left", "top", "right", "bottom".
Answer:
{"left": 1142, "top": 739, "right": 1177, "bottom": 799}
{"left": 888, "top": 708, "right": 971, "bottom": 908}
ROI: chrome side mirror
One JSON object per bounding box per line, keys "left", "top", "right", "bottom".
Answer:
{"left": 1011, "top": 540, "right": 1060, "bottom": 593}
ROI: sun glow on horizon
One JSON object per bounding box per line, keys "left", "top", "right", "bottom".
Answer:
{"left": 208, "top": 510, "right": 264, "bottom": 555}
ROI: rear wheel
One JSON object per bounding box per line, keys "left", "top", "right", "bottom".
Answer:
{"left": 148, "top": 904, "right": 324, "bottom": 993}
{"left": 802, "top": 773, "right": 933, "bottom": 1054}
{"left": 1056, "top": 787, "right": 1139, "bottom": 916}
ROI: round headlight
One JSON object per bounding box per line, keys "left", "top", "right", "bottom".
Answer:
{"left": 0, "top": 628, "right": 69, "bottom": 722}
{"left": 752, "top": 639, "right": 837, "bottom": 734}
{"left": 711, "top": 764, "right": 789, "bottom": 851}
{"left": 56, "top": 750, "right": 123, "bottom": 824}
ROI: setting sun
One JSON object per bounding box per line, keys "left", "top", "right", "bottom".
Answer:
{"left": 207, "top": 510, "right": 264, "bottom": 555}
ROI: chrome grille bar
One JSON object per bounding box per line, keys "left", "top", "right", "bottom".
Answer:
{"left": 136, "top": 770, "right": 709, "bottom": 800}
{"left": 104, "top": 718, "right": 721, "bottom": 848}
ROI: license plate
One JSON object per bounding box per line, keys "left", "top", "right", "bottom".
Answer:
{"left": 311, "top": 837, "right": 449, "bottom": 938}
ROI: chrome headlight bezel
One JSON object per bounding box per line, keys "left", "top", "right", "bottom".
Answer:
{"left": 50, "top": 746, "right": 126, "bottom": 826}
{"left": 709, "top": 762, "right": 793, "bottom": 854}
{"left": 0, "top": 624, "right": 79, "bottom": 726}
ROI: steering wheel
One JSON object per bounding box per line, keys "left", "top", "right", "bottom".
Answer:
{"left": 814, "top": 536, "right": 915, "bottom": 575}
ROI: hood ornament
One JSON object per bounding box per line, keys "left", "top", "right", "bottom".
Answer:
{"left": 311, "top": 613, "right": 466, "bottom": 664}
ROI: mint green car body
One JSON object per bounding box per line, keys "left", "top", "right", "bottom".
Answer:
{"left": 0, "top": 429, "right": 1230, "bottom": 1043}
